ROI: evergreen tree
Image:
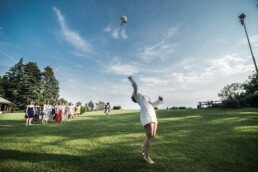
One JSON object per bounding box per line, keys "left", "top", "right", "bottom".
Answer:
{"left": 23, "top": 62, "right": 43, "bottom": 104}
{"left": 2, "top": 76, "right": 9, "bottom": 98}
{"left": 4, "top": 58, "right": 27, "bottom": 109}
{"left": 0, "top": 75, "right": 4, "bottom": 97}
{"left": 42, "top": 66, "right": 59, "bottom": 103}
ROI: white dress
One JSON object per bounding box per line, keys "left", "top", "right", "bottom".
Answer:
{"left": 136, "top": 93, "right": 163, "bottom": 126}
{"left": 42, "top": 104, "right": 52, "bottom": 122}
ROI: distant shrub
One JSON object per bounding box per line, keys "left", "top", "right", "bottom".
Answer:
{"left": 222, "top": 99, "right": 241, "bottom": 108}
{"left": 81, "top": 106, "right": 86, "bottom": 113}
{"left": 212, "top": 103, "right": 225, "bottom": 108}
{"left": 13, "top": 110, "right": 26, "bottom": 113}
{"left": 170, "top": 107, "right": 178, "bottom": 109}
{"left": 113, "top": 106, "right": 122, "bottom": 110}
{"left": 240, "top": 93, "right": 258, "bottom": 107}
{"left": 154, "top": 107, "right": 158, "bottom": 110}
{"left": 178, "top": 106, "right": 186, "bottom": 109}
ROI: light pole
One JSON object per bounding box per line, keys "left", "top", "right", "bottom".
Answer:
{"left": 239, "top": 13, "right": 258, "bottom": 74}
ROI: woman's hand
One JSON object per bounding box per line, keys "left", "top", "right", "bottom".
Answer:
{"left": 159, "top": 96, "right": 163, "bottom": 101}
{"left": 128, "top": 76, "right": 132, "bottom": 81}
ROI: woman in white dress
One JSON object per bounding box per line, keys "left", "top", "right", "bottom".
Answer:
{"left": 71, "top": 104, "right": 75, "bottom": 119}
{"left": 128, "top": 76, "right": 163, "bottom": 164}
{"left": 42, "top": 100, "right": 52, "bottom": 124}
{"left": 62, "top": 103, "right": 65, "bottom": 120}
{"left": 65, "top": 103, "right": 69, "bottom": 121}
{"left": 67, "top": 103, "right": 73, "bottom": 121}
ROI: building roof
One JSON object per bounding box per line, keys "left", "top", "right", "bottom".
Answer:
{"left": 0, "top": 97, "right": 14, "bottom": 105}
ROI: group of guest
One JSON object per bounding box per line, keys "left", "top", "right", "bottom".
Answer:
{"left": 25, "top": 100, "right": 81, "bottom": 126}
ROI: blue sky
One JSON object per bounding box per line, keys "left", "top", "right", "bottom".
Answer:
{"left": 0, "top": 0, "right": 258, "bottom": 109}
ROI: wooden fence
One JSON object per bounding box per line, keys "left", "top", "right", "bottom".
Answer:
{"left": 197, "top": 100, "right": 222, "bottom": 109}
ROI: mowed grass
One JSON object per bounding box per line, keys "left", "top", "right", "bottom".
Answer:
{"left": 0, "top": 108, "right": 258, "bottom": 172}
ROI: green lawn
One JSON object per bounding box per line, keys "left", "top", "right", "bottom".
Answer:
{"left": 0, "top": 108, "right": 258, "bottom": 171}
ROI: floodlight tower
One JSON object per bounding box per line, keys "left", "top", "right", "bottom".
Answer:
{"left": 239, "top": 13, "right": 258, "bottom": 74}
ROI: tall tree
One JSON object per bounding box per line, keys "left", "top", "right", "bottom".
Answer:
{"left": 58, "top": 98, "right": 68, "bottom": 104}
{"left": 42, "top": 66, "right": 59, "bottom": 103}
{"left": 242, "top": 73, "right": 258, "bottom": 95}
{"left": 218, "top": 83, "right": 244, "bottom": 101}
{"left": 241, "top": 73, "right": 258, "bottom": 107}
{"left": 23, "top": 62, "right": 43, "bottom": 104}
{"left": 88, "top": 100, "right": 94, "bottom": 111}
{"left": 0, "top": 75, "right": 4, "bottom": 97}
{"left": 4, "top": 58, "right": 27, "bottom": 109}
{"left": 95, "top": 101, "right": 106, "bottom": 110}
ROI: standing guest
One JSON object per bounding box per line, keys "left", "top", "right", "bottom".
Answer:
{"left": 53, "top": 103, "right": 57, "bottom": 120}
{"left": 50, "top": 103, "right": 56, "bottom": 122}
{"left": 56, "top": 102, "right": 63, "bottom": 123}
{"left": 34, "top": 103, "right": 41, "bottom": 122}
{"left": 65, "top": 103, "right": 69, "bottom": 121}
{"left": 128, "top": 76, "right": 163, "bottom": 164}
{"left": 68, "top": 103, "right": 73, "bottom": 121}
{"left": 62, "top": 103, "right": 66, "bottom": 120}
{"left": 42, "top": 100, "right": 52, "bottom": 124}
{"left": 75, "top": 103, "right": 81, "bottom": 118}
{"left": 25, "top": 100, "right": 35, "bottom": 126}
{"left": 104, "top": 102, "right": 111, "bottom": 118}
{"left": 71, "top": 104, "right": 75, "bottom": 119}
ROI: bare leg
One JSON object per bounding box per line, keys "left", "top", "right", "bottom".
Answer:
{"left": 141, "top": 138, "right": 147, "bottom": 155}
{"left": 143, "top": 122, "right": 157, "bottom": 164}
{"left": 26, "top": 118, "right": 29, "bottom": 126}
{"left": 29, "top": 118, "right": 32, "bottom": 125}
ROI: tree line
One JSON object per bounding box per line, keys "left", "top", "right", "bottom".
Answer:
{"left": 217, "top": 72, "right": 258, "bottom": 108}
{"left": 0, "top": 58, "right": 121, "bottom": 111}
{"left": 0, "top": 58, "right": 59, "bottom": 110}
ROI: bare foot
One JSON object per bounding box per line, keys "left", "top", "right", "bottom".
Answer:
{"left": 140, "top": 146, "right": 144, "bottom": 155}
{"left": 144, "top": 157, "right": 155, "bottom": 164}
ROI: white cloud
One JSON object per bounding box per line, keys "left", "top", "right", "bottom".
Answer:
{"left": 110, "top": 63, "right": 139, "bottom": 75}
{"left": 138, "top": 26, "right": 179, "bottom": 61}
{"left": 76, "top": 65, "right": 83, "bottom": 68}
{"left": 107, "top": 57, "right": 140, "bottom": 75}
{"left": 139, "top": 77, "right": 170, "bottom": 86}
{"left": 208, "top": 56, "right": 249, "bottom": 75}
{"left": 112, "top": 29, "right": 119, "bottom": 39}
{"left": 164, "top": 25, "right": 180, "bottom": 38}
{"left": 104, "top": 25, "right": 111, "bottom": 32}
{"left": 121, "top": 28, "right": 127, "bottom": 39}
{"left": 104, "top": 24, "right": 128, "bottom": 39}
{"left": 53, "top": 6, "right": 92, "bottom": 53}
{"left": 250, "top": 35, "right": 258, "bottom": 47}
{"left": 136, "top": 53, "right": 253, "bottom": 91}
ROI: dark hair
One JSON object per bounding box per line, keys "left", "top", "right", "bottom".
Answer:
{"left": 46, "top": 100, "right": 50, "bottom": 104}
{"left": 131, "top": 96, "right": 137, "bottom": 103}
{"left": 107, "top": 102, "right": 109, "bottom": 105}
